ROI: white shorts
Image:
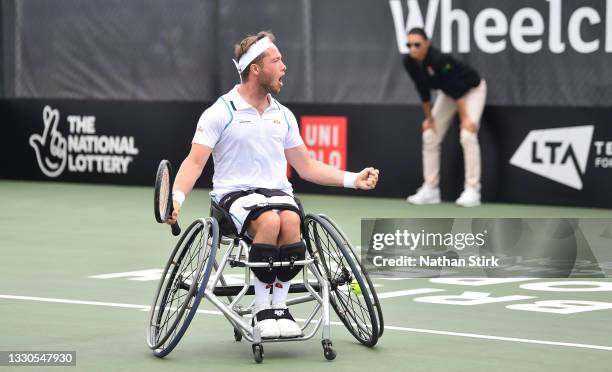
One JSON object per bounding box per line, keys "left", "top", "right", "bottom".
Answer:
{"left": 224, "top": 192, "right": 299, "bottom": 236}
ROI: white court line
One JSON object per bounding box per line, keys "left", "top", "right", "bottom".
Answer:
{"left": 0, "top": 295, "right": 223, "bottom": 316}
{"left": 1, "top": 294, "right": 611, "bottom": 352}
{"left": 383, "top": 325, "right": 612, "bottom": 351}
{"left": 377, "top": 288, "right": 445, "bottom": 299}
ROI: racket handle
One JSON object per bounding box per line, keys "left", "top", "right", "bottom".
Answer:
{"left": 171, "top": 222, "right": 181, "bottom": 236}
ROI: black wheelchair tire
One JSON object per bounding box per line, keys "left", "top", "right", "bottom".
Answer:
{"left": 317, "top": 214, "right": 384, "bottom": 338}
{"left": 304, "top": 214, "right": 379, "bottom": 347}
{"left": 146, "top": 217, "right": 219, "bottom": 357}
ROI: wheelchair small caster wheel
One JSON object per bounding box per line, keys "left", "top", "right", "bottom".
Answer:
{"left": 252, "top": 343, "right": 264, "bottom": 363}
{"left": 322, "top": 339, "right": 336, "bottom": 361}
{"left": 233, "top": 328, "right": 242, "bottom": 342}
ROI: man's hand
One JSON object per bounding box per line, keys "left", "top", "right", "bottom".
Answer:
{"left": 165, "top": 201, "right": 181, "bottom": 225}
{"left": 356, "top": 167, "right": 379, "bottom": 190}
{"left": 422, "top": 117, "right": 435, "bottom": 132}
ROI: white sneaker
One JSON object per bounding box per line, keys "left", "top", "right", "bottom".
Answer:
{"left": 272, "top": 304, "right": 302, "bottom": 338}
{"left": 252, "top": 305, "right": 281, "bottom": 339}
{"left": 406, "top": 185, "right": 441, "bottom": 205}
{"left": 456, "top": 188, "right": 481, "bottom": 207}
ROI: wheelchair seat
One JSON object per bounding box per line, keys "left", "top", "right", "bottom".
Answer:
{"left": 209, "top": 199, "right": 240, "bottom": 239}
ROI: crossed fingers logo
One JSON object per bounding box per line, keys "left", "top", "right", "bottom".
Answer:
{"left": 29, "top": 106, "right": 67, "bottom": 178}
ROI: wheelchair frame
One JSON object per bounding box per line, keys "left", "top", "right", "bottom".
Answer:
{"left": 147, "top": 201, "right": 383, "bottom": 363}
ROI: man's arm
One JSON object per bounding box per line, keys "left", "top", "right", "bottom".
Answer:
{"left": 403, "top": 58, "right": 434, "bottom": 132}
{"left": 166, "top": 143, "right": 212, "bottom": 224}
{"left": 285, "top": 145, "right": 378, "bottom": 190}
{"left": 422, "top": 101, "right": 435, "bottom": 132}
{"left": 403, "top": 56, "right": 431, "bottom": 103}
{"left": 422, "top": 101, "right": 433, "bottom": 119}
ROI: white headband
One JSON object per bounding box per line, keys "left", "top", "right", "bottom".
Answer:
{"left": 232, "top": 36, "right": 276, "bottom": 75}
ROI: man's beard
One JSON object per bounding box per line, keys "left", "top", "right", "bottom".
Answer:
{"left": 261, "top": 75, "right": 281, "bottom": 94}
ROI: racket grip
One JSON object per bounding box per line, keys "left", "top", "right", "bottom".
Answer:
{"left": 171, "top": 222, "right": 181, "bottom": 236}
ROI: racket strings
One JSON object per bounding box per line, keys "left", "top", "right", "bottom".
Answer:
{"left": 159, "top": 168, "right": 171, "bottom": 217}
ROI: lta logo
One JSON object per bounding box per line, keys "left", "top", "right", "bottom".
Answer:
{"left": 510, "top": 126, "right": 594, "bottom": 190}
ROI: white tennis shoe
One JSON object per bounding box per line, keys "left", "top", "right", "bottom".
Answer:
{"left": 252, "top": 305, "right": 281, "bottom": 339}
{"left": 272, "top": 304, "right": 302, "bottom": 338}
{"left": 407, "top": 185, "right": 441, "bottom": 205}
{"left": 456, "top": 188, "right": 481, "bottom": 207}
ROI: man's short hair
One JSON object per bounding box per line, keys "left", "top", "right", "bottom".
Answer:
{"left": 407, "top": 27, "right": 428, "bottom": 40}
{"left": 234, "top": 31, "right": 276, "bottom": 82}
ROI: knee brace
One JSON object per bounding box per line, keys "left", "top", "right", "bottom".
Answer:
{"left": 249, "top": 243, "right": 278, "bottom": 283}
{"left": 276, "top": 242, "right": 306, "bottom": 282}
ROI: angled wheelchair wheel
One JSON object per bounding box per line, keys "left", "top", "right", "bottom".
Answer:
{"left": 317, "top": 214, "right": 384, "bottom": 338}
{"left": 304, "top": 214, "right": 380, "bottom": 347}
{"left": 146, "top": 217, "right": 219, "bottom": 357}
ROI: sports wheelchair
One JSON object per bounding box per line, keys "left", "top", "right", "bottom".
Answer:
{"left": 146, "top": 195, "right": 384, "bottom": 363}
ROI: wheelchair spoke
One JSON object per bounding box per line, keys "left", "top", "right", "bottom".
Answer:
{"left": 335, "top": 288, "right": 373, "bottom": 338}
{"left": 147, "top": 218, "right": 220, "bottom": 356}
{"left": 158, "top": 291, "right": 189, "bottom": 338}
{"left": 304, "top": 214, "right": 379, "bottom": 346}
{"left": 180, "top": 234, "right": 204, "bottom": 282}
{"left": 336, "top": 287, "right": 371, "bottom": 327}
{"left": 311, "top": 221, "right": 348, "bottom": 283}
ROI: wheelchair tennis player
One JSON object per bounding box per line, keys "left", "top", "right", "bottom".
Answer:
{"left": 165, "top": 30, "right": 379, "bottom": 339}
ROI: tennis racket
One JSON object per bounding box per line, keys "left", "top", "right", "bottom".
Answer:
{"left": 154, "top": 159, "right": 181, "bottom": 236}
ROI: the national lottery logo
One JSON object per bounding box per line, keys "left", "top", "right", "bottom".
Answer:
{"left": 29, "top": 106, "right": 68, "bottom": 178}
{"left": 29, "top": 105, "right": 139, "bottom": 178}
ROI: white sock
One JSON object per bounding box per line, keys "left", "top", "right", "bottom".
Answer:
{"left": 271, "top": 280, "right": 291, "bottom": 307}
{"left": 253, "top": 276, "right": 272, "bottom": 310}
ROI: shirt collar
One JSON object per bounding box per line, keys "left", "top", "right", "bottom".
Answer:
{"left": 228, "top": 85, "right": 277, "bottom": 112}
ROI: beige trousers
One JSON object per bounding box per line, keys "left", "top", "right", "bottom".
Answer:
{"left": 422, "top": 79, "right": 487, "bottom": 191}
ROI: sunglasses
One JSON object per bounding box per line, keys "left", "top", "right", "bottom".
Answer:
{"left": 406, "top": 42, "right": 422, "bottom": 49}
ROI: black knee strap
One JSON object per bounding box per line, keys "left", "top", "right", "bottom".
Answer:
{"left": 249, "top": 243, "right": 278, "bottom": 283}
{"left": 276, "top": 242, "right": 306, "bottom": 282}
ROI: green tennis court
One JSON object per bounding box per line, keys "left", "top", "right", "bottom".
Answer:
{"left": 1, "top": 180, "right": 611, "bottom": 371}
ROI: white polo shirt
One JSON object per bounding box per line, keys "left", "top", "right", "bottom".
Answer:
{"left": 192, "top": 85, "right": 304, "bottom": 199}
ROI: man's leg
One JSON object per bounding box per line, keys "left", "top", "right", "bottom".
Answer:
{"left": 408, "top": 92, "right": 454, "bottom": 204}
{"left": 424, "top": 92, "right": 455, "bottom": 188}
{"left": 273, "top": 210, "right": 302, "bottom": 304}
{"left": 249, "top": 210, "right": 281, "bottom": 244}
{"left": 455, "top": 79, "right": 487, "bottom": 207}
{"left": 272, "top": 210, "right": 304, "bottom": 337}
{"left": 459, "top": 79, "right": 487, "bottom": 194}
{"left": 247, "top": 211, "right": 282, "bottom": 338}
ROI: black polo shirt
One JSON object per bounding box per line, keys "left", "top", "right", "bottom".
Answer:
{"left": 402, "top": 46, "right": 481, "bottom": 102}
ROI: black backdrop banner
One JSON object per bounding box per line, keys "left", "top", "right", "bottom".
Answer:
{"left": 1, "top": 99, "right": 611, "bottom": 208}
{"left": 2, "top": 0, "right": 612, "bottom": 106}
